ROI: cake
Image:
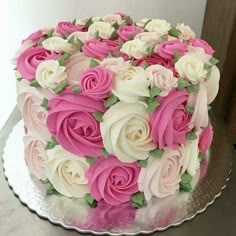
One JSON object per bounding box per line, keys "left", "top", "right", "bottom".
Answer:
{"left": 14, "top": 13, "right": 220, "bottom": 208}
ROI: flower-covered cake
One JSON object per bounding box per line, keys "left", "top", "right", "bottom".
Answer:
{"left": 14, "top": 13, "right": 220, "bottom": 208}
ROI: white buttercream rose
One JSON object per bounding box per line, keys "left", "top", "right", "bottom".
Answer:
{"left": 135, "top": 18, "right": 150, "bottom": 28}
{"left": 24, "top": 135, "right": 48, "bottom": 180}
{"left": 67, "top": 31, "right": 91, "bottom": 43}
{"left": 36, "top": 60, "right": 67, "bottom": 89}
{"left": 112, "top": 66, "right": 150, "bottom": 103}
{"left": 138, "top": 148, "right": 182, "bottom": 200}
{"left": 100, "top": 57, "right": 130, "bottom": 74}
{"left": 88, "top": 21, "right": 115, "bottom": 39}
{"left": 175, "top": 55, "right": 208, "bottom": 84}
{"left": 102, "top": 14, "right": 123, "bottom": 25}
{"left": 146, "top": 65, "right": 178, "bottom": 96}
{"left": 101, "top": 102, "right": 155, "bottom": 163}
{"left": 45, "top": 145, "right": 89, "bottom": 198}
{"left": 176, "top": 23, "right": 196, "bottom": 40}
{"left": 42, "top": 36, "right": 77, "bottom": 53}
{"left": 180, "top": 131, "right": 200, "bottom": 176}
{"left": 145, "top": 19, "right": 171, "bottom": 35}
{"left": 76, "top": 17, "right": 90, "bottom": 26}
{"left": 120, "top": 39, "right": 148, "bottom": 59}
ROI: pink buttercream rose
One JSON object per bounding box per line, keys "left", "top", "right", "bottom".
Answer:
{"left": 134, "top": 53, "right": 174, "bottom": 70}
{"left": 24, "top": 135, "right": 48, "bottom": 180}
{"left": 86, "top": 156, "right": 140, "bottom": 205}
{"left": 47, "top": 89, "right": 106, "bottom": 157}
{"left": 80, "top": 66, "right": 113, "bottom": 100}
{"left": 66, "top": 52, "right": 91, "bottom": 85}
{"left": 17, "top": 46, "right": 61, "bottom": 81}
{"left": 17, "top": 80, "right": 53, "bottom": 140}
{"left": 189, "top": 38, "right": 215, "bottom": 55}
{"left": 82, "top": 39, "right": 119, "bottom": 59}
{"left": 150, "top": 89, "right": 191, "bottom": 149}
{"left": 138, "top": 148, "right": 182, "bottom": 200}
{"left": 117, "top": 25, "right": 143, "bottom": 42}
{"left": 56, "top": 21, "right": 83, "bottom": 36}
{"left": 22, "top": 30, "right": 47, "bottom": 44}
{"left": 199, "top": 126, "right": 213, "bottom": 153}
{"left": 157, "top": 40, "right": 188, "bottom": 59}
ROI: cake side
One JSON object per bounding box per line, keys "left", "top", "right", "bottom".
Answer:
{"left": 14, "top": 13, "right": 219, "bottom": 208}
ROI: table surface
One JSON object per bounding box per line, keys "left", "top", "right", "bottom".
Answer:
{"left": 1, "top": 108, "right": 236, "bottom": 236}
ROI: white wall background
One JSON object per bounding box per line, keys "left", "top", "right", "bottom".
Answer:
{"left": 0, "top": 0, "right": 207, "bottom": 130}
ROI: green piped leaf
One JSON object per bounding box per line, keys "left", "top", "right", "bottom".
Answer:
{"left": 72, "top": 18, "right": 76, "bottom": 25}
{"left": 187, "top": 131, "right": 198, "bottom": 140}
{"left": 129, "top": 33, "right": 135, "bottom": 40}
{"left": 68, "top": 35, "right": 75, "bottom": 44}
{"left": 58, "top": 52, "right": 71, "bottom": 66}
{"left": 204, "top": 64, "right": 212, "bottom": 76}
{"left": 142, "top": 61, "right": 149, "bottom": 69}
{"left": 37, "top": 37, "right": 44, "bottom": 46}
{"left": 137, "top": 159, "right": 148, "bottom": 168}
{"left": 84, "top": 193, "right": 97, "bottom": 208}
{"left": 169, "top": 26, "right": 180, "bottom": 37}
{"left": 94, "top": 30, "right": 99, "bottom": 39}
{"left": 85, "top": 156, "right": 97, "bottom": 165}
{"left": 149, "top": 149, "right": 164, "bottom": 159}
{"left": 89, "top": 58, "right": 100, "bottom": 68}
{"left": 41, "top": 178, "right": 50, "bottom": 184}
{"left": 93, "top": 112, "right": 104, "bottom": 122}
{"left": 45, "top": 137, "right": 58, "bottom": 150}
{"left": 30, "top": 80, "right": 41, "bottom": 88}
{"left": 46, "top": 184, "right": 61, "bottom": 196}
{"left": 161, "top": 35, "right": 168, "bottom": 42}
{"left": 146, "top": 98, "right": 160, "bottom": 113}
{"left": 209, "top": 57, "right": 219, "bottom": 65}
{"left": 110, "top": 30, "right": 118, "bottom": 40}
{"left": 198, "top": 152, "right": 205, "bottom": 160}
{"left": 46, "top": 28, "right": 54, "bottom": 39}
{"left": 107, "top": 52, "right": 113, "bottom": 58}
{"left": 187, "top": 84, "right": 199, "bottom": 93}
{"left": 180, "top": 182, "right": 192, "bottom": 192}
{"left": 123, "top": 15, "right": 131, "bottom": 24}
{"left": 147, "top": 44, "right": 155, "bottom": 57}
{"left": 112, "top": 22, "right": 119, "bottom": 30}
{"left": 149, "top": 86, "right": 161, "bottom": 98}
{"left": 177, "top": 78, "right": 191, "bottom": 89}
{"left": 181, "top": 173, "right": 193, "bottom": 184}
{"left": 101, "top": 148, "right": 109, "bottom": 157}
{"left": 174, "top": 50, "right": 181, "bottom": 63}
{"left": 54, "top": 81, "right": 68, "bottom": 94}
{"left": 131, "top": 192, "right": 145, "bottom": 209}
{"left": 85, "top": 18, "right": 93, "bottom": 28}
{"left": 75, "top": 38, "right": 84, "bottom": 51}
{"left": 72, "top": 85, "right": 82, "bottom": 93}
{"left": 185, "top": 105, "right": 194, "bottom": 115}
{"left": 64, "top": 32, "right": 69, "bottom": 38}
{"left": 41, "top": 98, "right": 49, "bottom": 111}
{"left": 17, "top": 77, "right": 23, "bottom": 82}
{"left": 104, "top": 93, "right": 119, "bottom": 107}
{"left": 118, "top": 38, "right": 124, "bottom": 49}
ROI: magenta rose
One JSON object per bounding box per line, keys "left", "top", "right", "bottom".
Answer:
{"left": 150, "top": 89, "right": 191, "bottom": 149}
{"left": 79, "top": 66, "right": 113, "bottom": 100}
{"left": 47, "top": 89, "right": 106, "bottom": 157}
{"left": 189, "top": 38, "right": 215, "bottom": 55}
{"left": 199, "top": 125, "right": 213, "bottom": 153}
{"left": 117, "top": 25, "right": 143, "bottom": 41}
{"left": 134, "top": 52, "right": 174, "bottom": 70}
{"left": 82, "top": 39, "right": 119, "bottom": 59}
{"left": 86, "top": 156, "right": 140, "bottom": 205}
{"left": 157, "top": 40, "right": 188, "bottom": 59}
{"left": 55, "top": 21, "right": 83, "bottom": 35}
{"left": 22, "top": 30, "right": 46, "bottom": 44}
{"left": 17, "top": 46, "right": 61, "bottom": 81}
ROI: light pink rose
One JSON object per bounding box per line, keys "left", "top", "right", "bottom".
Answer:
{"left": 100, "top": 57, "right": 130, "bottom": 74}
{"left": 24, "top": 135, "right": 48, "bottom": 180}
{"left": 189, "top": 38, "right": 215, "bottom": 55}
{"left": 138, "top": 148, "right": 182, "bottom": 200}
{"left": 55, "top": 21, "right": 83, "bottom": 36}
{"left": 17, "top": 46, "right": 61, "bottom": 81}
{"left": 102, "top": 14, "right": 123, "bottom": 25}
{"left": 80, "top": 66, "right": 113, "bottom": 100}
{"left": 65, "top": 52, "right": 91, "bottom": 85}
{"left": 17, "top": 80, "right": 53, "bottom": 140}
{"left": 157, "top": 40, "right": 188, "bottom": 59}
{"left": 199, "top": 125, "right": 213, "bottom": 153}
{"left": 135, "top": 32, "right": 161, "bottom": 45}
{"left": 115, "top": 12, "right": 133, "bottom": 25}
{"left": 150, "top": 89, "right": 191, "bottom": 149}
{"left": 47, "top": 88, "right": 106, "bottom": 157}
{"left": 187, "top": 82, "right": 209, "bottom": 130}
{"left": 22, "top": 30, "right": 47, "bottom": 44}
{"left": 86, "top": 156, "right": 140, "bottom": 205}
{"left": 82, "top": 39, "right": 119, "bottom": 59}
{"left": 146, "top": 65, "right": 178, "bottom": 96}
{"left": 117, "top": 25, "right": 143, "bottom": 42}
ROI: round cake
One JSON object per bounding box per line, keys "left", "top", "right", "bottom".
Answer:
{"left": 14, "top": 13, "right": 220, "bottom": 208}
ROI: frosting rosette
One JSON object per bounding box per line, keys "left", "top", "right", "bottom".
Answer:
{"left": 45, "top": 145, "right": 89, "bottom": 198}
{"left": 101, "top": 102, "right": 155, "bottom": 163}
{"left": 17, "top": 46, "right": 61, "bottom": 81}
{"left": 112, "top": 66, "right": 150, "bottom": 103}
{"left": 138, "top": 148, "right": 182, "bottom": 200}
{"left": 79, "top": 66, "right": 113, "bottom": 100}
{"left": 117, "top": 25, "right": 143, "bottom": 42}
{"left": 86, "top": 155, "right": 140, "bottom": 205}
{"left": 150, "top": 89, "right": 191, "bottom": 149}
{"left": 47, "top": 89, "right": 106, "bottom": 157}
{"left": 24, "top": 136, "right": 48, "bottom": 180}
{"left": 100, "top": 57, "right": 130, "bottom": 74}
{"left": 55, "top": 21, "right": 83, "bottom": 35}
